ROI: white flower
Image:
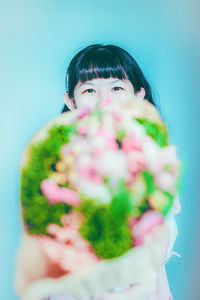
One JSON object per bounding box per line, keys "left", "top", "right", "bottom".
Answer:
{"left": 78, "top": 181, "right": 112, "bottom": 204}
{"left": 91, "top": 136, "right": 106, "bottom": 150}
{"left": 96, "top": 150, "right": 128, "bottom": 179}
{"left": 142, "top": 136, "right": 161, "bottom": 172}
{"left": 154, "top": 171, "right": 175, "bottom": 192}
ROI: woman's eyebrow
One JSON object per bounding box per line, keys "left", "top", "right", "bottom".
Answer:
{"left": 110, "top": 79, "right": 128, "bottom": 85}
{"left": 110, "top": 79, "right": 121, "bottom": 84}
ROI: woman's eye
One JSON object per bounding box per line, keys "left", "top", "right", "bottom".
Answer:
{"left": 112, "top": 86, "right": 123, "bottom": 91}
{"left": 83, "top": 89, "right": 96, "bottom": 94}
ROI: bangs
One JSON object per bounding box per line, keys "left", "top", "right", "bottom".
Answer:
{"left": 76, "top": 49, "right": 128, "bottom": 83}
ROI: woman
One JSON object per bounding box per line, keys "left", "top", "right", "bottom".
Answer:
{"left": 15, "top": 44, "right": 180, "bottom": 300}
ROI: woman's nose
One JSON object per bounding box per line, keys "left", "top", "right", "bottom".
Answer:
{"left": 97, "top": 90, "right": 112, "bottom": 104}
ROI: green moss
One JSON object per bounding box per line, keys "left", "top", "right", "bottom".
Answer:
{"left": 109, "top": 179, "right": 132, "bottom": 216}
{"left": 161, "top": 191, "right": 174, "bottom": 216}
{"left": 79, "top": 180, "right": 132, "bottom": 259}
{"left": 116, "top": 129, "right": 126, "bottom": 141}
{"left": 138, "top": 199, "right": 151, "bottom": 214}
{"left": 21, "top": 124, "right": 77, "bottom": 235}
{"left": 130, "top": 206, "right": 141, "bottom": 217}
{"left": 135, "top": 118, "right": 169, "bottom": 147}
{"left": 142, "top": 170, "right": 157, "bottom": 195}
{"left": 141, "top": 170, "right": 174, "bottom": 216}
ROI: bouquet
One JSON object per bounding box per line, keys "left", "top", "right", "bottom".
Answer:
{"left": 15, "top": 96, "right": 182, "bottom": 300}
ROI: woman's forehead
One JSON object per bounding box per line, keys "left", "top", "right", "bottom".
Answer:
{"left": 77, "top": 78, "right": 130, "bottom": 87}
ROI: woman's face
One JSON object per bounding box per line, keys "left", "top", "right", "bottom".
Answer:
{"left": 64, "top": 77, "right": 145, "bottom": 110}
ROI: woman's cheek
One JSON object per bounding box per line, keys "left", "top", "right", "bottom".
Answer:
{"left": 77, "top": 95, "right": 97, "bottom": 109}
{"left": 111, "top": 92, "right": 127, "bottom": 102}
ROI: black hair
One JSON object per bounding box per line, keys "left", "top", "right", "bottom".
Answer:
{"left": 62, "top": 44, "right": 157, "bottom": 113}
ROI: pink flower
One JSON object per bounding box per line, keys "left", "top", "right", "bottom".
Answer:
{"left": 93, "top": 127, "right": 118, "bottom": 154}
{"left": 40, "top": 179, "right": 80, "bottom": 206}
{"left": 150, "top": 146, "right": 181, "bottom": 192}
{"left": 122, "top": 132, "right": 143, "bottom": 153}
{"left": 111, "top": 110, "right": 123, "bottom": 122}
{"left": 126, "top": 151, "right": 146, "bottom": 175}
{"left": 130, "top": 210, "right": 164, "bottom": 246}
{"left": 101, "top": 97, "right": 112, "bottom": 107}
{"left": 78, "top": 106, "right": 91, "bottom": 119}
{"left": 77, "top": 125, "right": 87, "bottom": 135}
{"left": 36, "top": 210, "right": 99, "bottom": 274}
{"left": 61, "top": 136, "right": 89, "bottom": 156}
{"left": 47, "top": 211, "right": 86, "bottom": 248}
{"left": 143, "top": 141, "right": 181, "bottom": 193}
{"left": 75, "top": 154, "right": 103, "bottom": 184}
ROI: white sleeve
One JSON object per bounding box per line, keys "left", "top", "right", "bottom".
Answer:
{"left": 171, "top": 194, "right": 181, "bottom": 216}
{"left": 163, "top": 195, "right": 181, "bottom": 264}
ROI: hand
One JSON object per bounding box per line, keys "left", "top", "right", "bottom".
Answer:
{"left": 16, "top": 221, "right": 170, "bottom": 300}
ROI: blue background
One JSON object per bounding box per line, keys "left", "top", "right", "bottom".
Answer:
{"left": 0, "top": 0, "right": 199, "bottom": 299}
